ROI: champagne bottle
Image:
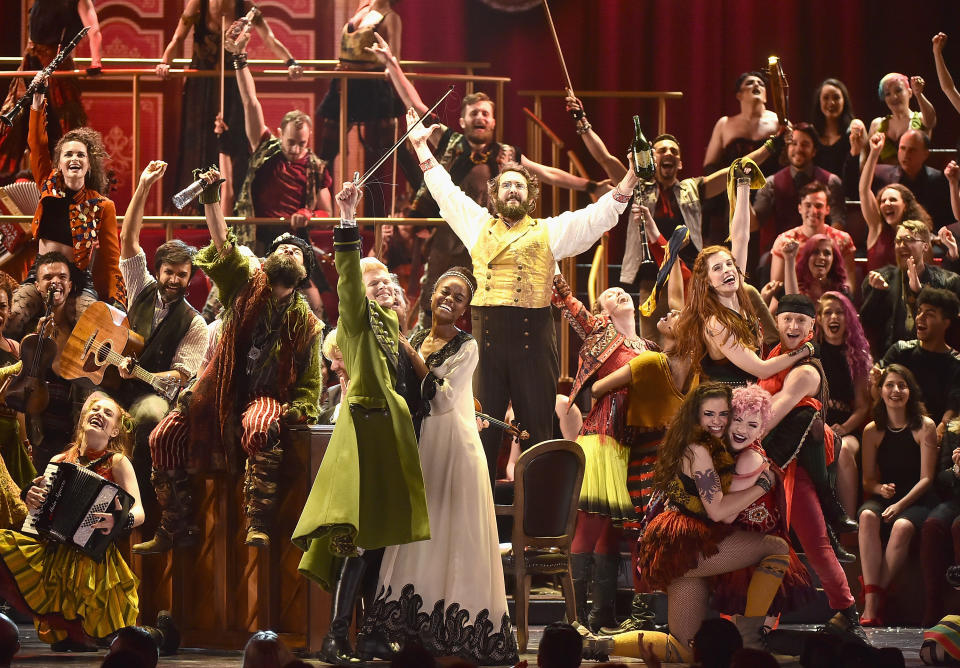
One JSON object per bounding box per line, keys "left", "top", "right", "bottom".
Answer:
{"left": 631, "top": 116, "right": 655, "bottom": 180}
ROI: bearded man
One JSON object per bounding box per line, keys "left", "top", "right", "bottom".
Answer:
{"left": 134, "top": 167, "right": 323, "bottom": 553}
{"left": 408, "top": 108, "right": 640, "bottom": 484}
{"left": 116, "top": 160, "right": 208, "bottom": 511}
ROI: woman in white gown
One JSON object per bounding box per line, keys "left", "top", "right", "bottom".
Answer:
{"left": 362, "top": 266, "right": 518, "bottom": 665}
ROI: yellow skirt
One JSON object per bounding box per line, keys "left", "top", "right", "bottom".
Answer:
{"left": 0, "top": 530, "right": 139, "bottom": 643}
{"left": 576, "top": 434, "right": 638, "bottom": 524}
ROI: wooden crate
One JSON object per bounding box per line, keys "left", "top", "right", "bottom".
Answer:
{"left": 128, "top": 424, "right": 334, "bottom": 651}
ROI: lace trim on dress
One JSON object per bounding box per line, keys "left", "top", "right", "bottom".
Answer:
{"left": 362, "top": 583, "right": 519, "bottom": 666}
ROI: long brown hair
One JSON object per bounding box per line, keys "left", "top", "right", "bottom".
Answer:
{"left": 54, "top": 126, "right": 110, "bottom": 194}
{"left": 652, "top": 383, "right": 732, "bottom": 491}
{"left": 873, "top": 364, "right": 927, "bottom": 431}
{"left": 673, "top": 246, "right": 759, "bottom": 371}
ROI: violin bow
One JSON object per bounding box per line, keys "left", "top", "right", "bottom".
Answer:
{"left": 354, "top": 85, "right": 455, "bottom": 189}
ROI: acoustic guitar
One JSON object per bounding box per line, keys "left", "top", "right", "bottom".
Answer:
{"left": 57, "top": 301, "right": 181, "bottom": 402}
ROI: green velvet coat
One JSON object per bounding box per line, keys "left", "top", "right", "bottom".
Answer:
{"left": 293, "top": 226, "right": 429, "bottom": 590}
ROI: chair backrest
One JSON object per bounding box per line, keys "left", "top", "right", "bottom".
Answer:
{"left": 511, "top": 439, "right": 584, "bottom": 550}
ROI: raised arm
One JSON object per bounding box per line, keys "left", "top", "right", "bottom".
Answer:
{"left": 199, "top": 167, "right": 228, "bottom": 250}
{"left": 946, "top": 160, "right": 960, "bottom": 223}
{"left": 730, "top": 171, "right": 752, "bottom": 273}
{"left": 683, "top": 443, "right": 770, "bottom": 523}
{"left": 521, "top": 156, "right": 592, "bottom": 193}
{"left": 911, "top": 75, "right": 937, "bottom": 133}
{"left": 702, "top": 137, "right": 778, "bottom": 199}
{"left": 77, "top": 0, "right": 102, "bottom": 71}
{"left": 564, "top": 96, "right": 627, "bottom": 181}
{"left": 552, "top": 273, "right": 597, "bottom": 338}
{"left": 933, "top": 33, "right": 960, "bottom": 115}
{"left": 229, "top": 30, "right": 268, "bottom": 152}
{"left": 368, "top": 33, "right": 427, "bottom": 115}
{"left": 250, "top": 12, "right": 302, "bottom": 79}
{"left": 121, "top": 161, "right": 167, "bottom": 260}
{"left": 780, "top": 239, "right": 800, "bottom": 295}
{"left": 860, "top": 132, "right": 885, "bottom": 249}
{"left": 28, "top": 74, "right": 52, "bottom": 183}
{"left": 155, "top": 0, "right": 199, "bottom": 79}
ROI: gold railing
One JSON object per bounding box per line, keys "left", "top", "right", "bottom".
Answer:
{"left": 0, "top": 59, "right": 510, "bottom": 208}
{"left": 0, "top": 214, "right": 444, "bottom": 240}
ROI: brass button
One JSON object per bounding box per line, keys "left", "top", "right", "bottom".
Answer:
{"left": 524, "top": 331, "right": 529, "bottom": 336}
{"left": 517, "top": 265, "right": 523, "bottom": 270}
{"left": 487, "top": 263, "right": 493, "bottom": 269}
{"left": 486, "top": 286, "right": 491, "bottom": 290}
{"left": 516, "top": 276, "right": 521, "bottom": 281}
{"left": 516, "top": 288, "right": 522, "bottom": 292}
{"left": 514, "top": 298, "right": 519, "bottom": 303}
{"left": 487, "top": 274, "right": 492, "bottom": 279}
{"left": 524, "top": 318, "right": 529, "bottom": 323}
{"left": 524, "top": 344, "right": 529, "bottom": 349}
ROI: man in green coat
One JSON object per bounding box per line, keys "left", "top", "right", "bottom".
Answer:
{"left": 293, "top": 181, "right": 429, "bottom": 664}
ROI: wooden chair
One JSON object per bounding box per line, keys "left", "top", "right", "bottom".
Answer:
{"left": 496, "top": 439, "right": 585, "bottom": 652}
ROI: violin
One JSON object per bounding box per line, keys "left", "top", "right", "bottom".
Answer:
{"left": 6, "top": 289, "right": 59, "bottom": 415}
{"left": 474, "top": 398, "right": 530, "bottom": 441}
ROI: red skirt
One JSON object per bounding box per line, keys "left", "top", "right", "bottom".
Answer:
{"left": 636, "top": 509, "right": 734, "bottom": 592}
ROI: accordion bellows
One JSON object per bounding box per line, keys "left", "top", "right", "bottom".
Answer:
{"left": 22, "top": 461, "right": 134, "bottom": 561}
{"left": 0, "top": 181, "right": 40, "bottom": 216}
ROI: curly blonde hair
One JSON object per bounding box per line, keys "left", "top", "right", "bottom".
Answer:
{"left": 71, "top": 392, "right": 134, "bottom": 458}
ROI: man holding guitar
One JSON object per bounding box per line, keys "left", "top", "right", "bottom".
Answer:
{"left": 115, "top": 160, "right": 207, "bottom": 522}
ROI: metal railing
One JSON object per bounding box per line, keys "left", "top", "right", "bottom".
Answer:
{"left": 0, "top": 58, "right": 510, "bottom": 209}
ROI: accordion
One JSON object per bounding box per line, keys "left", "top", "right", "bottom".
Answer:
{"left": 22, "top": 461, "right": 135, "bottom": 561}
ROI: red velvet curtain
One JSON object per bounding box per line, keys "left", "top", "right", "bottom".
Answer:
{"left": 402, "top": 0, "right": 960, "bottom": 175}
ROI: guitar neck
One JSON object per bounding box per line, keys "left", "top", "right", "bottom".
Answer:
{"left": 102, "top": 349, "right": 161, "bottom": 391}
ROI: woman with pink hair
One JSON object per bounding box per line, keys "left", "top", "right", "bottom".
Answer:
{"left": 712, "top": 384, "right": 814, "bottom": 620}
{"left": 817, "top": 292, "right": 874, "bottom": 520}
{"left": 770, "top": 235, "right": 851, "bottom": 313}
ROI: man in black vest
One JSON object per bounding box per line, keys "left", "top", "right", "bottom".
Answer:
{"left": 116, "top": 161, "right": 208, "bottom": 514}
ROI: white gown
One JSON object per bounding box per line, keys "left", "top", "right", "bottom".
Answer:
{"left": 365, "top": 331, "right": 518, "bottom": 665}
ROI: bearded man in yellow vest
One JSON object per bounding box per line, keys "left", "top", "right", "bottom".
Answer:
{"left": 407, "top": 108, "right": 641, "bottom": 484}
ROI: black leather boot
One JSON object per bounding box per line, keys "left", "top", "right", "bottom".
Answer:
{"left": 588, "top": 553, "right": 619, "bottom": 632}
{"left": 826, "top": 523, "right": 856, "bottom": 563}
{"left": 817, "top": 483, "right": 858, "bottom": 534}
{"left": 600, "top": 592, "right": 657, "bottom": 635}
{"left": 317, "top": 557, "right": 366, "bottom": 665}
{"left": 820, "top": 604, "right": 870, "bottom": 645}
{"left": 570, "top": 552, "right": 593, "bottom": 625}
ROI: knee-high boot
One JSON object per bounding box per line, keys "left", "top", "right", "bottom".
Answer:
{"left": 318, "top": 557, "right": 366, "bottom": 665}
{"left": 570, "top": 553, "right": 593, "bottom": 625}
{"left": 132, "top": 469, "right": 198, "bottom": 555}
{"left": 588, "top": 553, "right": 620, "bottom": 632}
{"left": 243, "top": 444, "right": 283, "bottom": 547}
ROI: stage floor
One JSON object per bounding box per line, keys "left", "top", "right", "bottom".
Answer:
{"left": 11, "top": 624, "right": 929, "bottom": 666}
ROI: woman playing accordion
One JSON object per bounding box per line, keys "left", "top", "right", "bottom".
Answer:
{"left": 0, "top": 392, "right": 143, "bottom": 651}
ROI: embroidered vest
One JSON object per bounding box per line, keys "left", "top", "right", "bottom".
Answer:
{"left": 471, "top": 215, "right": 555, "bottom": 308}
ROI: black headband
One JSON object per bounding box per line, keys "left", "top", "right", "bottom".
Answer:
{"left": 776, "top": 293, "right": 816, "bottom": 318}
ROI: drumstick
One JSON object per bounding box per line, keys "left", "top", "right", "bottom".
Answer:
{"left": 542, "top": 0, "right": 582, "bottom": 119}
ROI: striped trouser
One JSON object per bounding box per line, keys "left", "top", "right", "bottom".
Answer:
{"left": 149, "top": 396, "right": 284, "bottom": 470}
{"left": 626, "top": 431, "right": 663, "bottom": 592}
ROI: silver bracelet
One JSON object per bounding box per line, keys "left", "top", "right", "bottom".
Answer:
{"left": 340, "top": 217, "right": 357, "bottom": 227}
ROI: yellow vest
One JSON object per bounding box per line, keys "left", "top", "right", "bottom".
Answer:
{"left": 471, "top": 215, "right": 555, "bottom": 308}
